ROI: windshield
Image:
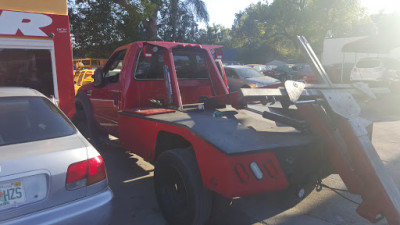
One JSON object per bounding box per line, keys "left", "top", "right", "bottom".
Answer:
{"left": 235, "top": 67, "right": 263, "bottom": 78}
{"left": 0, "top": 96, "right": 76, "bottom": 146}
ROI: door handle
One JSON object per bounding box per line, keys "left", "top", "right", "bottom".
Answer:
{"left": 111, "top": 93, "right": 119, "bottom": 107}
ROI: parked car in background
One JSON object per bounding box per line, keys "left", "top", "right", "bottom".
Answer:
{"left": 292, "top": 64, "right": 318, "bottom": 83}
{"left": 0, "top": 87, "right": 112, "bottom": 225}
{"left": 350, "top": 57, "right": 400, "bottom": 86}
{"left": 247, "top": 64, "right": 275, "bottom": 76}
{"left": 272, "top": 64, "right": 299, "bottom": 82}
{"left": 224, "top": 65, "right": 281, "bottom": 92}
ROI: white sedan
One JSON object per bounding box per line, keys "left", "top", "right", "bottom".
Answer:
{"left": 0, "top": 87, "right": 112, "bottom": 225}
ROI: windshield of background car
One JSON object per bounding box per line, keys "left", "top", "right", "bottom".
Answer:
{"left": 235, "top": 67, "right": 264, "bottom": 78}
{"left": 172, "top": 49, "right": 209, "bottom": 79}
{"left": 256, "top": 65, "right": 267, "bottom": 72}
{"left": 0, "top": 97, "right": 76, "bottom": 146}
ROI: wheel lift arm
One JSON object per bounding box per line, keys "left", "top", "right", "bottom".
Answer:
{"left": 297, "top": 90, "right": 400, "bottom": 224}
{"left": 239, "top": 83, "right": 400, "bottom": 224}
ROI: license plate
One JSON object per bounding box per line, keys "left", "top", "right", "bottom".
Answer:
{"left": 0, "top": 181, "right": 26, "bottom": 210}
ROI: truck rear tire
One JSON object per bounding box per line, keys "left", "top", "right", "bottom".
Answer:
{"left": 72, "top": 109, "right": 89, "bottom": 137}
{"left": 154, "top": 148, "right": 212, "bottom": 225}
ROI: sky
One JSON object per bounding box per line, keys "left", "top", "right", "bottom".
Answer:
{"left": 202, "top": 0, "right": 400, "bottom": 28}
{"left": 201, "top": 0, "right": 261, "bottom": 28}
{"left": 361, "top": 0, "right": 400, "bottom": 14}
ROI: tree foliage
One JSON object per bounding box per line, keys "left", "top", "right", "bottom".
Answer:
{"left": 69, "top": 0, "right": 144, "bottom": 57}
{"left": 229, "top": 0, "right": 370, "bottom": 63}
{"left": 69, "top": 0, "right": 377, "bottom": 62}
{"left": 158, "top": 1, "right": 201, "bottom": 42}
{"left": 70, "top": 0, "right": 209, "bottom": 57}
{"left": 372, "top": 12, "right": 400, "bottom": 36}
{"left": 196, "top": 25, "right": 231, "bottom": 46}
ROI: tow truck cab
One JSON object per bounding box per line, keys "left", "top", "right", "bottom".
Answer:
{"left": 77, "top": 42, "right": 229, "bottom": 136}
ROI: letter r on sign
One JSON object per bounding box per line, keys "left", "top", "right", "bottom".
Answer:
{"left": 0, "top": 11, "right": 52, "bottom": 36}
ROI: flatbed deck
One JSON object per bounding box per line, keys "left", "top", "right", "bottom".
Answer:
{"left": 142, "top": 104, "right": 315, "bottom": 155}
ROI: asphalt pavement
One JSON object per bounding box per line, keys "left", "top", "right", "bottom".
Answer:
{"left": 98, "top": 93, "right": 400, "bottom": 225}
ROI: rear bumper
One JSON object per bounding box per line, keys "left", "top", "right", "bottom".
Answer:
{"left": 2, "top": 188, "right": 113, "bottom": 225}
{"left": 198, "top": 142, "right": 330, "bottom": 198}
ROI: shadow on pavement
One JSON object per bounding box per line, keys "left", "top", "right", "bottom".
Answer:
{"left": 359, "top": 94, "right": 400, "bottom": 122}
{"left": 97, "top": 140, "right": 167, "bottom": 225}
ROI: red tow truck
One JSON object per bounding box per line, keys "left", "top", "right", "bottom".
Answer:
{"left": 75, "top": 37, "right": 400, "bottom": 224}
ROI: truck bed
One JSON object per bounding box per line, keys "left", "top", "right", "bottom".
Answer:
{"left": 146, "top": 104, "right": 315, "bottom": 155}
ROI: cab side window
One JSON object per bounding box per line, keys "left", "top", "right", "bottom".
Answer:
{"left": 103, "top": 50, "right": 126, "bottom": 83}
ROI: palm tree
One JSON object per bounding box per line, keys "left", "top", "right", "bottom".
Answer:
{"left": 114, "top": 0, "right": 209, "bottom": 40}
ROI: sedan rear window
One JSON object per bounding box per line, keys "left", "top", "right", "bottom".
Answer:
{"left": 356, "top": 60, "right": 381, "bottom": 68}
{"left": 0, "top": 97, "right": 76, "bottom": 146}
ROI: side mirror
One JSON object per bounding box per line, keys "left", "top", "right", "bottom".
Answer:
{"left": 93, "top": 68, "right": 104, "bottom": 87}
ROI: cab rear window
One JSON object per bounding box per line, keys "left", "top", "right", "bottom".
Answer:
{"left": 134, "top": 48, "right": 165, "bottom": 80}
{"left": 0, "top": 97, "right": 75, "bottom": 146}
{"left": 134, "top": 48, "right": 210, "bottom": 80}
{"left": 173, "top": 49, "right": 209, "bottom": 79}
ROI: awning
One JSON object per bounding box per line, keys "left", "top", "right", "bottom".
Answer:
{"left": 342, "top": 34, "right": 400, "bottom": 53}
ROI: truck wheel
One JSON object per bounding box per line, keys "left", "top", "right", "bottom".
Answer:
{"left": 84, "top": 115, "right": 106, "bottom": 148}
{"left": 154, "top": 148, "right": 212, "bottom": 225}
{"left": 73, "top": 106, "right": 104, "bottom": 147}
{"left": 72, "top": 109, "right": 89, "bottom": 137}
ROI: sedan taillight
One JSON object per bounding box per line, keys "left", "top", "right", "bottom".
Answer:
{"left": 66, "top": 156, "right": 107, "bottom": 190}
